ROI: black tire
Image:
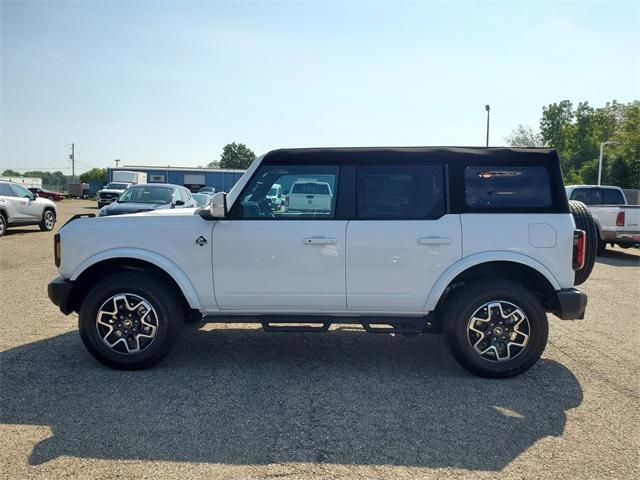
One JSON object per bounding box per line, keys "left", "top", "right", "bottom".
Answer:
{"left": 442, "top": 280, "right": 548, "bottom": 378}
{"left": 39, "top": 209, "right": 56, "bottom": 231}
{"left": 78, "top": 271, "right": 184, "bottom": 369}
{"left": 569, "top": 200, "right": 597, "bottom": 285}
{"left": 0, "top": 212, "right": 6, "bottom": 237}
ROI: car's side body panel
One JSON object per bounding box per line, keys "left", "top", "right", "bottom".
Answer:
{"left": 460, "top": 213, "right": 576, "bottom": 288}
{"left": 59, "top": 214, "right": 216, "bottom": 311}
{"left": 345, "top": 216, "right": 462, "bottom": 313}
{"left": 212, "top": 219, "right": 347, "bottom": 311}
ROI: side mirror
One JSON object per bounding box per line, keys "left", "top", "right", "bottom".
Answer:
{"left": 175, "top": 200, "right": 185, "bottom": 206}
{"left": 32, "top": 193, "right": 38, "bottom": 200}
{"left": 198, "top": 191, "right": 227, "bottom": 220}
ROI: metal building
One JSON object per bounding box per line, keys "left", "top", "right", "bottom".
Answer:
{"left": 107, "top": 165, "right": 245, "bottom": 192}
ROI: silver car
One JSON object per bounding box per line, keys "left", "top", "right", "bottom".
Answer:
{"left": 0, "top": 181, "right": 57, "bottom": 237}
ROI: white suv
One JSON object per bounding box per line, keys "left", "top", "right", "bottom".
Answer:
{"left": 47, "top": 147, "right": 594, "bottom": 378}
{"left": 0, "top": 181, "right": 57, "bottom": 237}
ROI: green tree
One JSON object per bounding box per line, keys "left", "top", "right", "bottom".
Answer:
{"left": 504, "top": 124, "right": 545, "bottom": 147}
{"left": 218, "top": 142, "right": 256, "bottom": 169}
{"left": 1, "top": 169, "right": 22, "bottom": 177}
{"left": 538, "top": 100, "right": 640, "bottom": 188}
{"left": 79, "top": 168, "right": 107, "bottom": 183}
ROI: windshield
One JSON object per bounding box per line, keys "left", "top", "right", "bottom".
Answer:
{"left": 118, "top": 186, "right": 173, "bottom": 204}
{"left": 105, "top": 183, "right": 129, "bottom": 190}
{"left": 268, "top": 187, "right": 278, "bottom": 196}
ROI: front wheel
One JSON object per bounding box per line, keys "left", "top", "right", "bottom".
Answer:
{"left": 442, "top": 280, "right": 548, "bottom": 378}
{"left": 39, "top": 209, "right": 56, "bottom": 231}
{"left": 78, "top": 271, "right": 184, "bottom": 369}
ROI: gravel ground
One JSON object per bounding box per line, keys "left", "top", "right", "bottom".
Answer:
{"left": 1, "top": 200, "right": 639, "bottom": 480}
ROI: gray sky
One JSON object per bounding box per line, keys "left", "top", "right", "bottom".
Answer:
{"left": 1, "top": 0, "right": 639, "bottom": 174}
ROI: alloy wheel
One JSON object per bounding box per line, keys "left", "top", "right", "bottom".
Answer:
{"left": 44, "top": 211, "right": 55, "bottom": 230}
{"left": 96, "top": 293, "right": 159, "bottom": 354}
{"left": 466, "top": 301, "right": 530, "bottom": 361}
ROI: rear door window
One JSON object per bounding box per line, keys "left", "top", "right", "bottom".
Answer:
{"left": 356, "top": 164, "right": 445, "bottom": 219}
{"left": 465, "top": 166, "right": 552, "bottom": 209}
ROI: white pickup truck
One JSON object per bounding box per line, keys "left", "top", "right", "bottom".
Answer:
{"left": 285, "top": 180, "right": 333, "bottom": 214}
{"left": 565, "top": 185, "right": 640, "bottom": 254}
{"left": 48, "top": 147, "right": 595, "bottom": 378}
{"left": 97, "top": 171, "right": 148, "bottom": 208}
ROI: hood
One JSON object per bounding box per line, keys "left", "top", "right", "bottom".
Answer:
{"left": 99, "top": 202, "right": 171, "bottom": 216}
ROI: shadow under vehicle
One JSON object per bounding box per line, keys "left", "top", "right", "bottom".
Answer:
{"left": 1, "top": 327, "right": 582, "bottom": 469}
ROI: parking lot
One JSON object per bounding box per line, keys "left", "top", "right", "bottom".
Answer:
{"left": 1, "top": 199, "right": 638, "bottom": 480}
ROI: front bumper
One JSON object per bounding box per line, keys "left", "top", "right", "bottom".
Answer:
{"left": 48, "top": 276, "right": 75, "bottom": 315}
{"left": 553, "top": 288, "right": 587, "bottom": 320}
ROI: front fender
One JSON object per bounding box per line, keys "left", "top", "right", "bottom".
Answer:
{"left": 424, "top": 251, "right": 561, "bottom": 312}
{"left": 69, "top": 247, "right": 202, "bottom": 309}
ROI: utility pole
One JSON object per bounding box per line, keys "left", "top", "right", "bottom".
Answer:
{"left": 485, "top": 105, "right": 491, "bottom": 147}
{"left": 70, "top": 143, "right": 75, "bottom": 183}
{"left": 115, "top": 159, "right": 120, "bottom": 168}
{"left": 598, "top": 141, "right": 617, "bottom": 185}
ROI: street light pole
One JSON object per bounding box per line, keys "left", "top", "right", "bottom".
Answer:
{"left": 485, "top": 105, "right": 490, "bottom": 147}
{"left": 115, "top": 159, "right": 120, "bottom": 168}
{"left": 598, "top": 141, "right": 617, "bottom": 186}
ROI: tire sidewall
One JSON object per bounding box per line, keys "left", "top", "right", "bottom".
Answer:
{"left": 446, "top": 285, "right": 548, "bottom": 377}
{"left": 79, "top": 274, "right": 181, "bottom": 368}
{"left": 41, "top": 210, "right": 55, "bottom": 231}
{"left": 0, "top": 214, "right": 6, "bottom": 236}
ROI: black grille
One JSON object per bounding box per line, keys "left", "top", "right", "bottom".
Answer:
{"left": 99, "top": 192, "right": 118, "bottom": 201}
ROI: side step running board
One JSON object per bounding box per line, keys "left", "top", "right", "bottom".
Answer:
{"left": 202, "top": 314, "right": 439, "bottom": 334}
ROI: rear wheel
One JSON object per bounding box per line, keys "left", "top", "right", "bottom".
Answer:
{"left": 569, "top": 200, "right": 597, "bottom": 285}
{"left": 39, "top": 209, "right": 56, "bottom": 231}
{"left": 442, "top": 280, "right": 548, "bottom": 378}
{"left": 0, "top": 213, "right": 6, "bottom": 237}
{"left": 78, "top": 271, "right": 184, "bottom": 369}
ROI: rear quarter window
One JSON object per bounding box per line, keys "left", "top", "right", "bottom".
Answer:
{"left": 465, "top": 166, "right": 552, "bottom": 209}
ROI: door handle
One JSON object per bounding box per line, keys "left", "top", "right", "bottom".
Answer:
{"left": 303, "top": 237, "right": 337, "bottom": 245}
{"left": 417, "top": 236, "right": 452, "bottom": 245}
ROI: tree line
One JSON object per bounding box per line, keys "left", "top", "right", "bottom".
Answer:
{"left": 1, "top": 142, "right": 257, "bottom": 185}
{"left": 506, "top": 100, "right": 639, "bottom": 188}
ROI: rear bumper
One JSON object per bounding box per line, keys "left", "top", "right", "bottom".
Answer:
{"left": 47, "top": 276, "right": 75, "bottom": 315}
{"left": 553, "top": 288, "right": 587, "bottom": 320}
{"left": 601, "top": 230, "right": 640, "bottom": 244}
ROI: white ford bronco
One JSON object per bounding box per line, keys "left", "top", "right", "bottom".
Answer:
{"left": 48, "top": 147, "right": 595, "bottom": 378}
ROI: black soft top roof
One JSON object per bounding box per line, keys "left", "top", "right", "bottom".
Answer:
{"left": 262, "top": 146, "right": 558, "bottom": 165}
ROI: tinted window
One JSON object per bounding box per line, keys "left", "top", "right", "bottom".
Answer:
{"left": 233, "top": 165, "right": 339, "bottom": 219}
{"left": 0, "top": 183, "right": 14, "bottom": 196}
{"left": 570, "top": 188, "right": 612, "bottom": 206}
{"left": 465, "top": 166, "right": 551, "bottom": 208}
{"left": 603, "top": 188, "right": 625, "bottom": 205}
{"left": 356, "top": 165, "right": 445, "bottom": 219}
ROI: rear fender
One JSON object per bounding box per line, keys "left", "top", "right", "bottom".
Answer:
{"left": 424, "top": 251, "right": 561, "bottom": 312}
